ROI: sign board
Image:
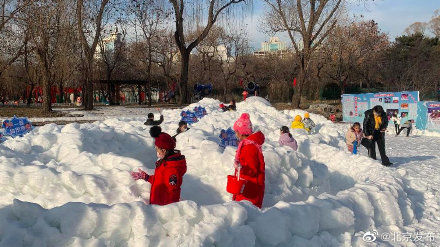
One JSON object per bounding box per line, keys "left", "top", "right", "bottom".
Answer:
{"left": 342, "top": 91, "right": 419, "bottom": 123}
{"left": 417, "top": 101, "right": 440, "bottom": 133}
{"left": 1, "top": 116, "right": 33, "bottom": 137}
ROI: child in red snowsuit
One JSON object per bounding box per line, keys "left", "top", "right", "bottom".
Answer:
{"left": 231, "top": 113, "right": 265, "bottom": 208}
{"left": 131, "top": 127, "right": 187, "bottom": 205}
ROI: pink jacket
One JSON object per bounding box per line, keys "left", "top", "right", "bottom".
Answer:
{"left": 345, "top": 127, "right": 363, "bottom": 147}
{"left": 279, "top": 133, "right": 298, "bottom": 151}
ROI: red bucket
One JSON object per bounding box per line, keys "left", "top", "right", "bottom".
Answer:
{"left": 226, "top": 175, "right": 245, "bottom": 194}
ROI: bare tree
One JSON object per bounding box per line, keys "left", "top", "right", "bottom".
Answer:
{"left": 405, "top": 21, "right": 427, "bottom": 35}
{"left": 169, "top": 0, "right": 247, "bottom": 104}
{"left": 76, "top": 0, "right": 110, "bottom": 110}
{"left": 97, "top": 26, "right": 125, "bottom": 105}
{"left": 26, "top": 0, "right": 73, "bottom": 112}
{"left": 429, "top": 9, "right": 440, "bottom": 37}
{"left": 130, "top": 0, "right": 169, "bottom": 105}
{"left": 263, "top": 0, "right": 344, "bottom": 107}
{"left": 0, "top": 0, "right": 34, "bottom": 78}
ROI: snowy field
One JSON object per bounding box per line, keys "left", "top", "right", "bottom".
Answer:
{"left": 0, "top": 97, "right": 439, "bottom": 246}
{"left": 0, "top": 106, "right": 158, "bottom": 123}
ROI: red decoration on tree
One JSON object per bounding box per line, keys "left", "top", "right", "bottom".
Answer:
{"left": 293, "top": 78, "right": 297, "bottom": 87}
{"left": 239, "top": 78, "right": 244, "bottom": 87}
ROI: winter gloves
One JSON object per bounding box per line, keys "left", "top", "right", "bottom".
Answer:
{"left": 131, "top": 168, "right": 149, "bottom": 181}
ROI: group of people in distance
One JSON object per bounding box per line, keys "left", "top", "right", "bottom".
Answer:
{"left": 345, "top": 105, "right": 415, "bottom": 167}
{"left": 390, "top": 114, "right": 414, "bottom": 137}
{"left": 133, "top": 103, "right": 406, "bottom": 208}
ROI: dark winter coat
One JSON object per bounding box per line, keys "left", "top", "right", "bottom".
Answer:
{"left": 147, "top": 152, "right": 187, "bottom": 205}
{"left": 221, "top": 104, "right": 236, "bottom": 112}
{"left": 233, "top": 131, "right": 265, "bottom": 208}
{"left": 144, "top": 115, "right": 164, "bottom": 126}
{"left": 363, "top": 109, "right": 388, "bottom": 137}
{"left": 172, "top": 127, "right": 190, "bottom": 140}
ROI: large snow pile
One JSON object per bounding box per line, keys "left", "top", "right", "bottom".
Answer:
{"left": 0, "top": 97, "right": 430, "bottom": 246}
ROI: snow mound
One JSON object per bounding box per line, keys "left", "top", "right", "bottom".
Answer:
{"left": 0, "top": 97, "right": 420, "bottom": 246}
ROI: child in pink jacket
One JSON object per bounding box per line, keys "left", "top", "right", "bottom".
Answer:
{"left": 345, "top": 122, "right": 363, "bottom": 153}
{"left": 279, "top": 126, "right": 298, "bottom": 151}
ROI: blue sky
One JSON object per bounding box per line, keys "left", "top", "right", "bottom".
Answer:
{"left": 245, "top": 0, "right": 440, "bottom": 50}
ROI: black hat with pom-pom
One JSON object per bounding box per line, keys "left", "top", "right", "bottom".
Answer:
{"left": 149, "top": 126, "right": 162, "bottom": 138}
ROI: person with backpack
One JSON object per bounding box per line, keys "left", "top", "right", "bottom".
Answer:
{"left": 279, "top": 126, "right": 298, "bottom": 150}
{"left": 231, "top": 113, "right": 265, "bottom": 208}
{"left": 144, "top": 108, "right": 164, "bottom": 126}
{"left": 363, "top": 105, "right": 392, "bottom": 166}
{"left": 346, "top": 122, "right": 363, "bottom": 154}
{"left": 396, "top": 119, "right": 413, "bottom": 137}
{"left": 131, "top": 126, "right": 187, "bottom": 205}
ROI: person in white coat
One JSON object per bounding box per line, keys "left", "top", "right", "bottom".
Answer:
{"left": 390, "top": 114, "right": 401, "bottom": 135}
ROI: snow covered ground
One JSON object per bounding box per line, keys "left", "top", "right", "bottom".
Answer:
{"left": 0, "top": 106, "right": 159, "bottom": 123}
{"left": 0, "top": 97, "right": 439, "bottom": 246}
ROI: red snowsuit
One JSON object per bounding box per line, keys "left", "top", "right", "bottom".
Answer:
{"left": 233, "top": 131, "right": 265, "bottom": 208}
{"left": 147, "top": 152, "right": 187, "bottom": 205}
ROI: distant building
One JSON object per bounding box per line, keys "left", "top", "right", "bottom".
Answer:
{"left": 254, "top": 37, "right": 291, "bottom": 57}
{"left": 95, "top": 28, "right": 123, "bottom": 59}
{"left": 197, "top": 44, "right": 230, "bottom": 61}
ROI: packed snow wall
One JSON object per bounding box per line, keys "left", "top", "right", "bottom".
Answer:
{"left": 0, "top": 97, "right": 422, "bottom": 246}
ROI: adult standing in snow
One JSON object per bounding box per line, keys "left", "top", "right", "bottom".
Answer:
{"left": 390, "top": 114, "right": 401, "bottom": 135}
{"left": 363, "top": 105, "right": 392, "bottom": 166}
{"left": 231, "top": 113, "right": 265, "bottom": 208}
{"left": 396, "top": 119, "right": 413, "bottom": 137}
{"left": 302, "top": 112, "right": 316, "bottom": 133}
{"left": 144, "top": 108, "right": 164, "bottom": 126}
{"left": 131, "top": 126, "right": 187, "bottom": 205}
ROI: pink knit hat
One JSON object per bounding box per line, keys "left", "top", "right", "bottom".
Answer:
{"left": 234, "top": 113, "right": 253, "bottom": 135}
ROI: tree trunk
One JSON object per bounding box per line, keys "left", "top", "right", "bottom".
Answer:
{"left": 179, "top": 51, "right": 190, "bottom": 105}
{"left": 59, "top": 81, "right": 64, "bottom": 103}
{"left": 138, "top": 84, "right": 142, "bottom": 105}
{"left": 27, "top": 83, "right": 34, "bottom": 106}
{"left": 42, "top": 74, "right": 52, "bottom": 113}
{"left": 83, "top": 60, "right": 94, "bottom": 110}
{"left": 292, "top": 62, "right": 305, "bottom": 108}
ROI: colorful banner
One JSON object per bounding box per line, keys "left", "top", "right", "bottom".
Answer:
{"left": 1, "top": 116, "right": 33, "bottom": 137}
{"left": 342, "top": 91, "right": 419, "bottom": 123}
{"left": 417, "top": 101, "right": 440, "bottom": 133}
